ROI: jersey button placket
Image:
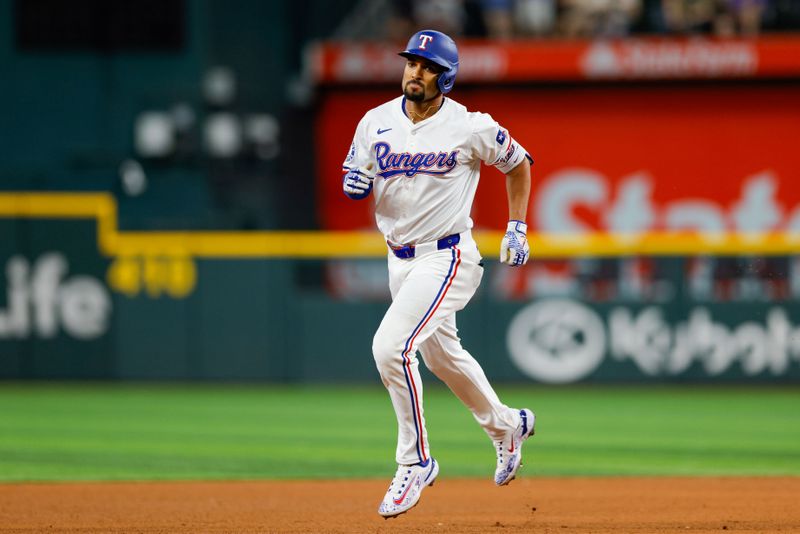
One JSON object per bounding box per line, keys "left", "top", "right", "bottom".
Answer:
{"left": 399, "top": 131, "right": 415, "bottom": 223}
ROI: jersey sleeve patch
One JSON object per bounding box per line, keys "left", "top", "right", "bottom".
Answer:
{"left": 496, "top": 129, "right": 507, "bottom": 145}
{"left": 492, "top": 136, "right": 529, "bottom": 175}
{"left": 495, "top": 139, "right": 517, "bottom": 166}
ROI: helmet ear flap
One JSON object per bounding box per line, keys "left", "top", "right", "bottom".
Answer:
{"left": 437, "top": 67, "right": 456, "bottom": 94}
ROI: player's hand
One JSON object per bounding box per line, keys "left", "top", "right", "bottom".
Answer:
{"left": 343, "top": 164, "right": 375, "bottom": 200}
{"left": 500, "top": 220, "right": 530, "bottom": 266}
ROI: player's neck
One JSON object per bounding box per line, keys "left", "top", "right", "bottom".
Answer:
{"left": 405, "top": 94, "right": 444, "bottom": 124}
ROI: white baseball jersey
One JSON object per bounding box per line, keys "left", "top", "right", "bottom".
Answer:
{"left": 344, "top": 95, "right": 533, "bottom": 468}
{"left": 343, "top": 95, "right": 530, "bottom": 246}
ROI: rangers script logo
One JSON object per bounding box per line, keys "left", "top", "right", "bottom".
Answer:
{"left": 374, "top": 141, "right": 458, "bottom": 179}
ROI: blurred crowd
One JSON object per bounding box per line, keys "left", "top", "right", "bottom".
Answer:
{"left": 383, "top": 0, "right": 800, "bottom": 39}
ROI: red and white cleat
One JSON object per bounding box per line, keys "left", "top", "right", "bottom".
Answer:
{"left": 494, "top": 409, "right": 536, "bottom": 486}
{"left": 378, "top": 458, "right": 439, "bottom": 518}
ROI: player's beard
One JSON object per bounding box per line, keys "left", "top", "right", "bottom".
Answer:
{"left": 403, "top": 80, "right": 429, "bottom": 102}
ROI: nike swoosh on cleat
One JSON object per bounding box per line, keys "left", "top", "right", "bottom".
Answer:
{"left": 508, "top": 439, "right": 515, "bottom": 453}
{"left": 377, "top": 128, "right": 392, "bottom": 134}
{"left": 393, "top": 475, "right": 418, "bottom": 505}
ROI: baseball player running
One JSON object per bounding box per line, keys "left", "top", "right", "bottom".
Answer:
{"left": 342, "top": 29, "right": 536, "bottom": 518}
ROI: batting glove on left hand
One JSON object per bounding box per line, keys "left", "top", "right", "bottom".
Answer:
{"left": 500, "top": 220, "right": 530, "bottom": 266}
{"left": 343, "top": 164, "right": 375, "bottom": 200}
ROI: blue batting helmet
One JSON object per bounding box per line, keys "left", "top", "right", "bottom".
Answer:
{"left": 399, "top": 30, "right": 459, "bottom": 95}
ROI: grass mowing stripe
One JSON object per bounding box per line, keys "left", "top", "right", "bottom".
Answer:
{"left": 0, "top": 383, "right": 798, "bottom": 481}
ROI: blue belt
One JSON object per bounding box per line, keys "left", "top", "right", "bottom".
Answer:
{"left": 388, "top": 233, "right": 461, "bottom": 259}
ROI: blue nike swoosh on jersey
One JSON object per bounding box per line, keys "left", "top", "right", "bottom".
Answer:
{"left": 377, "top": 128, "right": 392, "bottom": 134}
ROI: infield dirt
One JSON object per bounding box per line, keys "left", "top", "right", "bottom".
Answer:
{"left": 1, "top": 477, "right": 798, "bottom": 533}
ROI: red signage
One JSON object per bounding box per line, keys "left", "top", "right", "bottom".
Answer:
{"left": 308, "top": 35, "right": 800, "bottom": 84}
{"left": 317, "top": 85, "right": 800, "bottom": 236}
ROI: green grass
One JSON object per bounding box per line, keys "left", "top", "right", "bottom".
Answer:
{"left": 0, "top": 383, "right": 798, "bottom": 482}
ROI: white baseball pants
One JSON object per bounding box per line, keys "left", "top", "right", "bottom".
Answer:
{"left": 372, "top": 232, "right": 519, "bottom": 466}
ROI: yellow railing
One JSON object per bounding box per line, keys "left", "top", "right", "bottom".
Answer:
{"left": 2, "top": 192, "right": 799, "bottom": 258}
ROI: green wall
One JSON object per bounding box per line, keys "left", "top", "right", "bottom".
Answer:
{"left": 2, "top": 218, "right": 799, "bottom": 383}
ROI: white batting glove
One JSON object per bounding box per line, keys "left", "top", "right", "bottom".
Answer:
{"left": 343, "top": 164, "right": 375, "bottom": 200}
{"left": 500, "top": 220, "right": 530, "bottom": 266}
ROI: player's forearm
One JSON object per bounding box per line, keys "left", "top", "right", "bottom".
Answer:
{"left": 505, "top": 160, "right": 531, "bottom": 222}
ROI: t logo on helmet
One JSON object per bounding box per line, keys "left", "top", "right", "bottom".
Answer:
{"left": 418, "top": 34, "right": 434, "bottom": 49}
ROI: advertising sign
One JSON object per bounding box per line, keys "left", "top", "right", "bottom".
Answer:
{"left": 0, "top": 252, "right": 111, "bottom": 340}
{"left": 308, "top": 35, "right": 800, "bottom": 84}
{"left": 506, "top": 298, "right": 800, "bottom": 383}
{"left": 317, "top": 85, "right": 800, "bottom": 236}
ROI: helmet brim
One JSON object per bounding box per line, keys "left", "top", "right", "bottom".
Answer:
{"left": 398, "top": 51, "right": 451, "bottom": 73}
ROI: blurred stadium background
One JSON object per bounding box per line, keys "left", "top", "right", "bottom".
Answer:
{"left": 1, "top": 0, "right": 799, "bottom": 482}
